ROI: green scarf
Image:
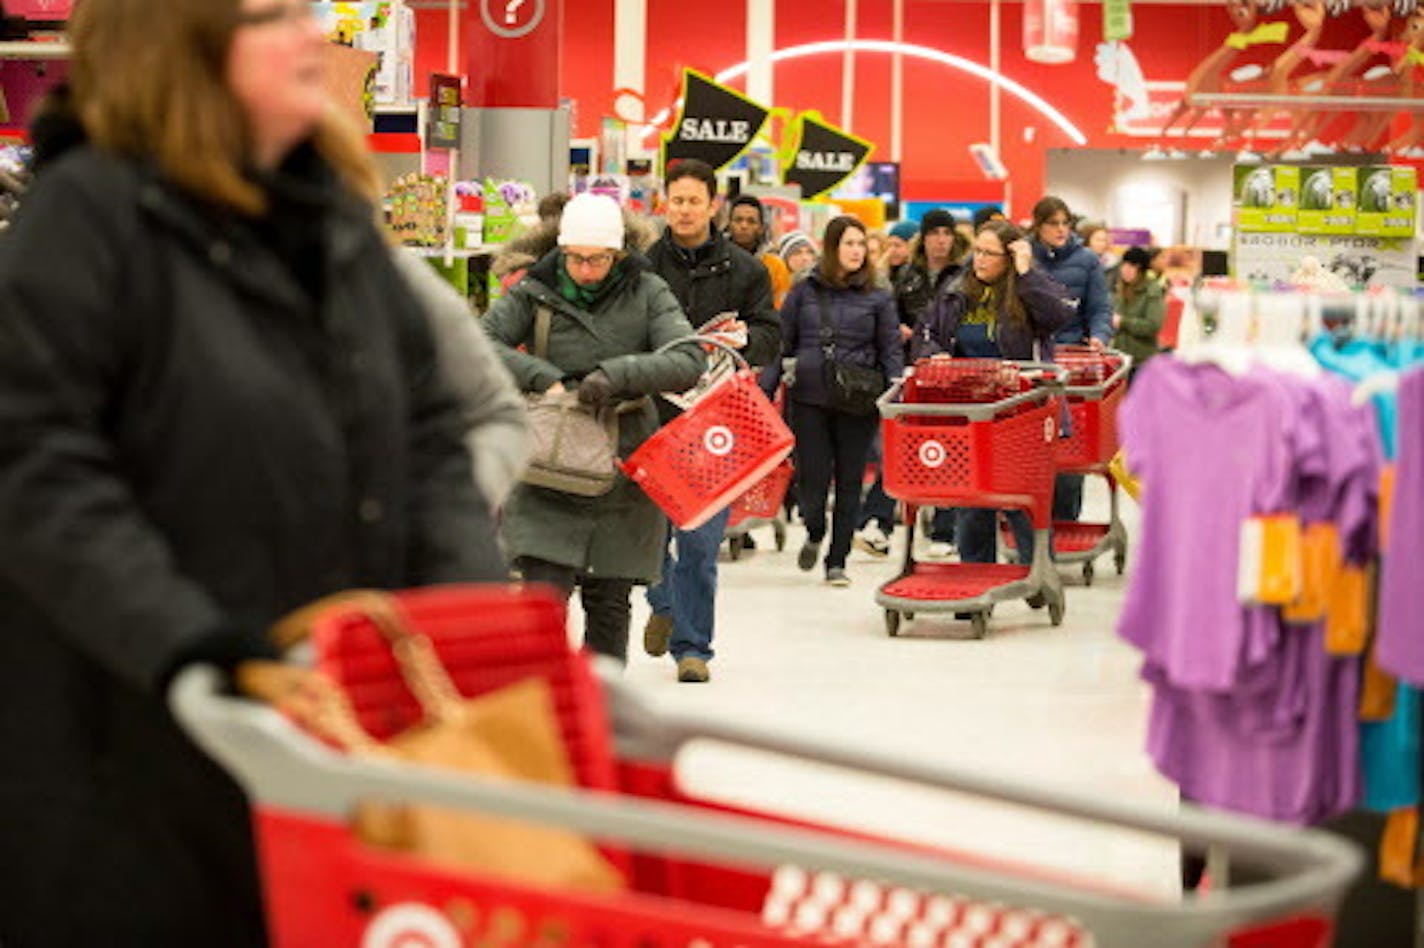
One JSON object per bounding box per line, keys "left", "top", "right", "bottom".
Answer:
{"left": 557, "top": 253, "right": 629, "bottom": 311}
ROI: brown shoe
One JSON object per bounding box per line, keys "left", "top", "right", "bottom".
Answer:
{"left": 644, "top": 613, "right": 673, "bottom": 657}
{"left": 676, "top": 657, "right": 710, "bottom": 683}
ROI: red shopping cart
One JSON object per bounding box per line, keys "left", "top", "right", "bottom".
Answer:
{"left": 725, "top": 458, "right": 793, "bottom": 558}
{"left": 876, "top": 360, "right": 1067, "bottom": 639}
{"left": 1001, "top": 347, "right": 1131, "bottom": 586}
{"left": 172, "top": 585, "right": 1360, "bottom": 948}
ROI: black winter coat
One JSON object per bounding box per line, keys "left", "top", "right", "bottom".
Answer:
{"left": 0, "top": 144, "right": 505, "bottom": 946}
{"left": 644, "top": 228, "right": 779, "bottom": 368}
{"left": 779, "top": 271, "right": 904, "bottom": 408}
{"left": 911, "top": 267, "right": 1075, "bottom": 362}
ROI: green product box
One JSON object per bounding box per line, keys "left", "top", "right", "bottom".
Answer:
{"left": 1234, "top": 165, "right": 1300, "bottom": 233}
{"left": 1297, "top": 167, "right": 1357, "bottom": 235}
{"left": 1357, "top": 166, "right": 1418, "bottom": 238}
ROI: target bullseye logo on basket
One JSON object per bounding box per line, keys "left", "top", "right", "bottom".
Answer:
{"left": 361, "top": 903, "right": 460, "bottom": 948}
{"left": 704, "top": 426, "right": 735, "bottom": 456}
{"left": 918, "top": 440, "right": 947, "bottom": 468}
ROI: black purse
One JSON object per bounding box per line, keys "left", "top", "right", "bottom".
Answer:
{"left": 816, "top": 285, "right": 886, "bottom": 416}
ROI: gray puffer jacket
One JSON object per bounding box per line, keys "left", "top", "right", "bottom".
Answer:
{"left": 482, "top": 250, "right": 705, "bottom": 581}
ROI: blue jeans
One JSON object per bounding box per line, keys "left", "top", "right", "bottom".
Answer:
{"left": 955, "top": 508, "right": 1036, "bottom": 565}
{"left": 1054, "top": 474, "right": 1084, "bottom": 521}
{"left": 645, "top": 505, "right": 730, "bottom": 662}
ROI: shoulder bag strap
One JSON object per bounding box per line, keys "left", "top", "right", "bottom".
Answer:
{"left": 534, "top": 305, "right": 553, "bottom": 360}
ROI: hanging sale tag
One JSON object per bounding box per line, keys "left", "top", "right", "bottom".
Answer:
{"left": 1103, "top": 0, "right": 1133, "bottom": 42}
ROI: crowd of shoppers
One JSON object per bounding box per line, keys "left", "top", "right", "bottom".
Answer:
{"left": 0, "top": 5, "right": 1164, "bottom": 934}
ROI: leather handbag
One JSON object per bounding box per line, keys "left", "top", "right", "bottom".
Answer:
{"left": 816, "top": 285, "right": 886, "bottom": 416}
{"left": 521, "top": 306, "right": 622, "bottom": 497}
{"left": 275, "top": 591, "right": 627, "bottom": 894}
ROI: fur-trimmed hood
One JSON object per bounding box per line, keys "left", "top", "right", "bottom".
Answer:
{"left": 492, "top": 211, "right": 659, "bottom": 280}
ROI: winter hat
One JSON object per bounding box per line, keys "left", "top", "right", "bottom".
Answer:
{"left": 558, "top": 193, "right": 625, "bottom": 249}
{"left": 919, "top": 208, "right": 957, "bottom": 237}
{"left": 888, "top": 220, "right": 919, "bottom": 242}
{"left": 778, "top": 230, "right": 815, "bottom": 262}
{"left": 1121, "top": 245, "right": 1153, "bottom": 270}
{"left": 972, "top": 205, "right": 1004, "bottom": 230}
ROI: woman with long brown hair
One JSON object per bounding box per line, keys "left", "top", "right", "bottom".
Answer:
{"left": 0, "top": 0, "right": 506, "bottom": 941}
{"left": 778, "top": 215, "right": 903, "bottom": 587}
{"left": 911, "top": 219, "right": 1074, "bottom": 566}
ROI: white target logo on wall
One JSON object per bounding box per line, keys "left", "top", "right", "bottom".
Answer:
{"left": 361, "top": 904, "right": 460, "bottom": 948}
{"left": 918, "top": 440, "right": 947, "bottom": 469}
{"left": 704, "top": 426, "right": 736, "bottom": 457}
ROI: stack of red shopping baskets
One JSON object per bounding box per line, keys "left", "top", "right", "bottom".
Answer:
{"left": 622, "top": 369, "right": 794, "bottom": 530}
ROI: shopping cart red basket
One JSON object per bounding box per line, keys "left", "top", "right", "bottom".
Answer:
{"left": 876, "top": 360, "right": 1067, "bottom": 638}
{"left": 726, "top": 459, "right": 793, "bottom": 557}
{"left": 621, "top": 340, "right": 794, "bottom": 531}
{"left": 1003, "top": 347, "right": 1131, "bottom": 585}
{"left": 172, "top": 586, "right": 1360, "bottom": 948}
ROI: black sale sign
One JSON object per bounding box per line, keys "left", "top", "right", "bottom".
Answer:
{"left": 783, "top": 112, "right": 873, "bottom": 199}
{"left": 661, "top": 69, "right": 771, "bottom": 172}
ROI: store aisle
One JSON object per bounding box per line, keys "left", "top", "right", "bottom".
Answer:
{"left": 582, "top": 480, "right": 1184, "bottom": 904}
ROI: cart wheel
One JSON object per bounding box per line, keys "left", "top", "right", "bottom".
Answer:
{"left": 774, "top": 521, "right": 787, "bottom": 552}
{"left": 1082, "top": 561, "right": 1095, "bottom": 586}
{"left": 728, "top": 536, "right": 744, "bottom": 561}
{"left": 905, "top": 612, "right": 915, "bottom": 620}
{"left": 885, "top": 609, "right": 901, "bottom": 637}
{"left": 1115, "top": 551, "right": 1127, "bottom": 575}
{"left": 1026, "top": 592, "right": 1046, "bottom": 610}
{"left": 1048, "top": 598, "right": 1066, "bottom": 627}
{"left": 970, "top": 613, "right": 989, "bottom": 639}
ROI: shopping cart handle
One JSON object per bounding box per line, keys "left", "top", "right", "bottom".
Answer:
{"left": 172, "top": 666, "right": 1361, "bottom": 948}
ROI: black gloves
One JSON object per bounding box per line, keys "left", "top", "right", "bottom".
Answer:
{"left": 577, "top": 369, "right": 617, "bottom": 407}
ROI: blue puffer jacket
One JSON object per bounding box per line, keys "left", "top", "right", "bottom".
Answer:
{"left": 1031, "top": 234, "right": 1111, "bottom": 346}
{"left": 910, "top": 267, "right": 1074, "bottom": 362}
{"left": 778, "top": 270, "right": 904, "bottom": 408}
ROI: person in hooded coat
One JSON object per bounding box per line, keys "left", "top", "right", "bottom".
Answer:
{"left": 482, "top": 193, "right": 705, "bottom": 663}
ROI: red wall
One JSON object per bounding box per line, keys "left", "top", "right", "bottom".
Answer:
{"left": 427, "top": 0, "right": 1390, "bottom": 204}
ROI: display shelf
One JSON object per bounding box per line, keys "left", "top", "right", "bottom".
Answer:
{"left": 0, "top": 40, "right": 70, "bottom": 59}
{"left": 401, "top": 244, "right": 505, "bottom": 258}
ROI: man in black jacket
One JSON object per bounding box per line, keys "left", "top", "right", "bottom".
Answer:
{"left": 643, "top": 159, "right": 778, "bottom": 683}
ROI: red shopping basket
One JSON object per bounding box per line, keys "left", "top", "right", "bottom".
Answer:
{"left": 728, "top": 458, "right": 794, "bottom": 529}
{"left": 908, "top": 358, "right": 1028, "bottom": 405}
{"left": 622, "top": 369, "right": 794, "bottom": 530}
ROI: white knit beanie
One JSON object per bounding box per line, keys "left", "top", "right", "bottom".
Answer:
{"left": 558, "top": 193, "right": 625, "bottom": 249}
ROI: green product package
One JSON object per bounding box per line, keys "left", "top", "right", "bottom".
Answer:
{"left": 1298, "top": 167, "right": 1357, "bottom": 235}
{"left": 483, "top": 179, "right": 519, "bottom": 244}
{"left": 1357, "top": 166, "right": 1418, "bottom": 238}
{"left": 425, "top": 256, "right": 470, "bottom": 298}
{"left": 1234, "top": 165, "right": 1299, "bottom": 233}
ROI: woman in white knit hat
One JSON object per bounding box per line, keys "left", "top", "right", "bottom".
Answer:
{"left": 483, "top": 193, "right": 705, "bottom": 661}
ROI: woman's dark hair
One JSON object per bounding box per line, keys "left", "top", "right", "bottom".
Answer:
{"left": 959, "top": 219, "right": 1029, "bottom": 328}
{"left": 819, "top": 215, "right": 873, "bottom": 290}
{"left": 1031, "top": 195, "right": 1073, "bottom": 237}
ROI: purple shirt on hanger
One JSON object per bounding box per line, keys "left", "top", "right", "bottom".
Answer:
{"left": 1378, "top": 368, "right": 1424, "bottom": 684}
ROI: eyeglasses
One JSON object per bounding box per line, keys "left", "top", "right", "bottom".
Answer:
{"left": 1042, "top": 217, "right": 1071, "bottom": 228}
{"left": 565, "top": 251, "right": 617, "bottom": 269}
{"left": 973, "top": 247, "right": 1008, "bottom": 258}
{"left": 235, "top": 1, "right": 316, "bottom": 27}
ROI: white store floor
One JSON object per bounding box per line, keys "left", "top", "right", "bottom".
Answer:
{"left": 571, "top": 479, "right": 1185, "bottom": 906}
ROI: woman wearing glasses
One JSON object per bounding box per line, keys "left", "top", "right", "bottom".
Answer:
{"left": 483, "top": 193, "right": 704, "bottom": 663}
{"left": 912, "top": 220, "right": 1074, "bottom": 566}
{"left": 0, "top": 0, "right": 509, "bottom": 942}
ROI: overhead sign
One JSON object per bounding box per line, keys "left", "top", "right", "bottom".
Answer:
{"left": 782, "top": 112, "right": 873, "bottom": 200}
{"left": 661, "top": 69, "right": 771, "bottom": 173}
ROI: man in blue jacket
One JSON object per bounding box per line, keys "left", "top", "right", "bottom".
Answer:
{"left": 1029, "top": 196, "right": 1111, "bottom": 522}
